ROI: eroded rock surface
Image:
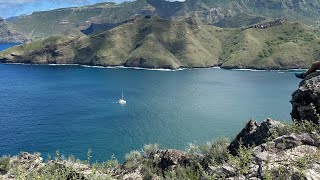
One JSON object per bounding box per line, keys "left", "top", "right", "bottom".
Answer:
{"left": 228, "top": 118, "right": 283, "bottom": 155}
{"left": 291, "top": 72, "right": 320, "bottom": 124}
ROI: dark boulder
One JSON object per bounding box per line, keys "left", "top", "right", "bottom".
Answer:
{"left": 228, "top": 118, "right": 282, "bottom": 155}
{"left": 291, "top": 72, "right": 320, "bottom": 124}
{"left": 141, "top": 149, "right": 204, "bottom": 172}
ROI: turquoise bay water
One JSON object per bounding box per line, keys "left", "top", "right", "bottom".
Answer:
{"left": 0, "top": 44, "right": 300, "bottom": 162}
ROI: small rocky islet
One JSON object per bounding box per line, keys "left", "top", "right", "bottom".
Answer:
{"left": 1, "top": 72, "right": 320, "bottom": 179}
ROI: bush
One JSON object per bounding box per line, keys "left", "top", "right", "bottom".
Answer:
{"left": 270, "top": 120, "right": 320, "bottom": 138}
{"left": 200, "top": 138, "right": 229, "bottom": 165}
{"left": 143, "top": 144, "right": 159, "bottom": 157}
{"left": 0, "top": 156, "right": 10, "bottom": 174}
{"left": 124, "top": 150, "right": 142, "bottom": 171}
{"left": 164, "top": 166, "right": 202, "bottom": 180}
{"left": 227, "top": 143, "right": 253, "bottom": 176}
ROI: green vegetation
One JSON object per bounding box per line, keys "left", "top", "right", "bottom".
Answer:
{"left": 1, "top": 16, "right": 319, "bottom": 70}
{"left": 268, "top": 120, "right": 320, "bottom": 140}
{"left": 227, "top": 144, "right": 253, "bottom": 176}
{"left": 8, "top": 0, "right": 151, "bottom": 39}
{"left": 3, "top": 0, "right": 320, "bottom": 41}
{"left": 0, "top": 156, "right": 10, "bottom": 174}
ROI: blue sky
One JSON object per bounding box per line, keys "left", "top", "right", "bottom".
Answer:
{"left": 0, "top": 0, "right": 185, "bottom": 19}
{"left": 0, "top": 0, "right": 131, "bottom": 18}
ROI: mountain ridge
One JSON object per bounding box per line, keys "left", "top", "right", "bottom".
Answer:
{"left": 1, "top": 16, "right": 319, "bottom": 70}
{"left": 3, "top": 0, "right": 320, "bottom": 40}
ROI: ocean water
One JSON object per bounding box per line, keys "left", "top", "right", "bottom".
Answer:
{"left": 0, "top": 43, "right": 20, "bottom": 51}
{"left": 0, "top": 44, "right": 301, "bottom": 162}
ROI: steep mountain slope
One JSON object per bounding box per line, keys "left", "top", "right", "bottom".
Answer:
{"left": 8, "top": 0, "right": 153, "bottom": 39}
{"left": 219, "top": 22, "right": 320, "bottom": 69}
{"left": 0, "top": 16, "right": 222, "bottom": 69}
{"left": 1, "top": 16, "right": 319, "bottom": 70}
{"left": 5, "top": 0, "right": 320, "bottom": 40}
{"left": 0, "top": 18, "right": 28, "bottom": 43}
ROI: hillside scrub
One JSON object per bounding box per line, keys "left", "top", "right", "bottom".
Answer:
{"left": 1, "top": 16, "right": 320, "bottom": 70}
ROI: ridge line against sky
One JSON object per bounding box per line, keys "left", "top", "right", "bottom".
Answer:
{"left": 0, "top": 0, "right": 185, "bottom": 19}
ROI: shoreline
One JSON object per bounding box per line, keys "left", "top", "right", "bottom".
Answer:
{"left": 0, "top": 62, "right": 307, "bottom": 72}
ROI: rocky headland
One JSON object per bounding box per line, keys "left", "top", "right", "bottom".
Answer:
{"left": 1, "top": 73, "right": 320, "bottom": 179}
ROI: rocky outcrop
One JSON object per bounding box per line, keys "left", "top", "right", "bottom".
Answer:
{"left": 0, "top": 18, "right": 29, "bottom": 43}
{"left": 0, "top": 152, "right": 44, "bottom": 179}
{"left": 251, "top": 132, "right": 320, "bottom": 180}
{"left": 228, "top": 118, "right": 283, "bottom": 155}
{"left": 206, "top": 130, "right": 320, "bottom": 179}
{"left": 116, "top": 149, "right": 204, "bottom": 179}
{"left": 249, "top": 17, "right": 287, "bottom": 29}
{"left": 152, "top": 149, "right": 204, "bottom": 171}
{"left": 291, "top": 72, "right": 320, "bottom": 124}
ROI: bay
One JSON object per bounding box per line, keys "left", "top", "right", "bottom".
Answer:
{"left": 0, "top": 44, "right": 301, "bottom": 162}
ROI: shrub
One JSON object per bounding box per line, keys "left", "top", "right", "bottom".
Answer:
{"left": 98, "top": 154, "right": 120, "bottom": 174}
{"left": 227, "top": 143, "right": 253, "bottom": 176}
{"left": 143, "top": 144, "right": 159, "bottom": 157}
{"left": 124, "top": 150, "right": 142, "bottom": 171}
{"left": 270, "top": 120, "right": 320, "bottom": 137}
{"left": 164, "top": 166, "right": 202, "bottom": 180}
{"left": 200, "top": 138, "right": 229, "bottom": 165}
{"left": 0, "top": 156, "right": 10, "bottom": 174}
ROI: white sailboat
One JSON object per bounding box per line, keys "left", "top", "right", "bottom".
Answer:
{"left": 118, "top": 91, "right": 127, "bottom": 105}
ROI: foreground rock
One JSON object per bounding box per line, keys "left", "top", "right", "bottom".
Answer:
{"left": 228, "top": 118, "right": 283, "bottom": 155}
{"left": 291, "top": 72, "right": 320, "bottom": 124}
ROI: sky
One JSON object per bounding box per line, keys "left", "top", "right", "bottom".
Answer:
{"left": 0, "top": 0, "right": 185, "bottom": 19}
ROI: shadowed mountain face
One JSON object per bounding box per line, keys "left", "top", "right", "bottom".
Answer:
{"left": 80, "top": 22, "right": 125, "bottom": 35}
{"left": 4, "top": 0, "right": 320, "bottom": 40}
{"left": 1, "top": 16, "right": 320, "bottom": 70}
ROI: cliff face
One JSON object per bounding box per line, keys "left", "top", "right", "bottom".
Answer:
{"left": 0, "top": 18, "right": 29, "bottom": 43}
{"left": 291, "top": 72, "right": 320, "bottom": 124}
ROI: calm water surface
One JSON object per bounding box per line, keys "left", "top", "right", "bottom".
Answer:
{"left": 0, "top": 44, "right": 300, "bottom": 161}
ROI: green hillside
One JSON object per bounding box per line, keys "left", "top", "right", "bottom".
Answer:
{"left": 5, "top": 0, "right": 320, "bottom": 40}
{"left": 8, "top": 0, "right": 152, "bottom": 39}
{"left": 220, "top": 22, "right": 320, "bottom": 69}
{"left": 1, "top": 16, "right": 319, "bottom": 70}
